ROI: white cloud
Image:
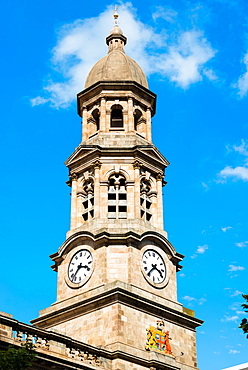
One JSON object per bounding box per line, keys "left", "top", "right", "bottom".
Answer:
{"left": 182, "top": 295, "right": 206, "bottom": 305}
{"left": 198, "top": 298, "right": 207, "bottom": 305}
{"left": 202, "top": 182, "right": 209, "bottom": 191}
{"left": 179, "top": 273, "right": 186, "bottom": 277}
{"left": 221, "top": 315, "right": 239, "bottom": 322}
{"left": 197, "top": 245, "right": 208, "bottom": 254}
{"left": 229, "top": 349, "right": 240, "bottom": 354}
{"left": 218, "top": 166, "right": 248, "bottom": 181}
{"left": 217, "top": 140, "right": 248, "bottom": 182}
{"left": 153, "top": 31, "right": 216, "bottom": 88}
{"left": 233, "top": 139, "right": 248, "bottom": 156}
{"left": 152, "top": 6, "right": 177, "bottom": 23}
{"left": 31, "top": 3, "right": 216, "bottom": 108}
{"left": 235, "top": 241, "right": 248, "bottom": 248}
{"left": 221, "top": 226, "right": 232, "bottom": 232}
{"left": 234, "top": 53, "right": 248, "bottom": 97}
{"left": 230, "top": 290, "right": 243, "bottom": 297}
{"left": 30, "top": 96, "right": 49, "bottom": 106}
{"left": 183, "top": 295, "right": 196, "bottom": 301}
{"left": 202, "top": 68, "right": 218, "bottom": 81}
{"left": 191, "top": 244, "right": 208, "bottom": 258}
{"left": 228, "top": 264, "right": 245, "bottom": 272}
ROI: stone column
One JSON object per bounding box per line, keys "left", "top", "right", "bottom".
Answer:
{"left": 93, "top": 160, "right": 102, "bottom": 219}
{"left": 149, "top": 191, "right": 158, "bottom": 228}
{"left": 126, "top": 181, "right": 134, "bottom": 219}
{"left": 127, "top": 97, "right": 134, "bottom": 132}
{"left": 133, "top": 161, "right": 141, "bottom": 219}
{"left": 146, "top": 108, "right": 152, "bottom": 142}
{"left": 100, "top": 181, "right": 109, "bottom": 219}
{"left": 100, "top": 97, "right": 106, "bottom": 132}
{"left": 76, "top": 192, "right": 83, "bottom": 228}
{"left": 156, "top": 173, "right": 164, "bottom": 230}
{"left": 82, "top": 107, "right": 88, "bottom": 142}
{"left": 70, "top": 173, "right": 78, "bottom": 230}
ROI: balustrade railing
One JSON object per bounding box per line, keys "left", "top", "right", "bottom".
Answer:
{"left": 0, "top": 313, "right": 106, "bottom": 368}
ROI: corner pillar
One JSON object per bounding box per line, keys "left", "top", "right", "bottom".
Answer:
{"left": 93, "top": 160, "right": 102, "bottom": 219}
{"left": 70, "top": 173, "right": 78, "bottom": 230}
{"left": 100, "top": 97, "right": 106, "bottom": 132}
{"left": 127, "top": 96, "right": 134, "bottom": 132}
{"left": 133, "top": 160, "right": 141, "bottom": 219}
{"left": 156, "top": 173, "right": 164, "bottom": 230}
{"left": 82, "top": 107, "right": 88, "bottom": 142}
{"left": 146, "top": 108, "right": 152, "bottom": 142}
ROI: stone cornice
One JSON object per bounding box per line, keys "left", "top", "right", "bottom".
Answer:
{"left": 31, "top": 283, "right": 203, "bottom": 332}
{"left": 65, "top": 143, "right": 169, "bottom": 176}
{"left": 77, "top": 81, "right": 157, "bottom": 117}
{"left": 51, "top": 229, "right": 183, "bottom": 265}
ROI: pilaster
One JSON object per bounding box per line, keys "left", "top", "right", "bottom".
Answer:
{"left": 156, "top": 173, "right": 164, "bottom": 230}
{"left": 70, "top": 173, "right": 78, "bottom": 230}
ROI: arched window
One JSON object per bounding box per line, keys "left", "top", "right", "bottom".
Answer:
{"left": 92, "top": 108, "right": 100, "bottom": 131}
{"left": 134, "top": 109, "right": 142, "bottom": 131}
{"left": 140, "top": 178, "right": 152, "bottom": 222}
{"left": 108, "top": 174, "right": 127, "bottom": 219}
{"left": 110, "top": 105, "right": 123, "bottom": 128}
{"left": 81, "top": 178, "right": 94, "bottom": 222}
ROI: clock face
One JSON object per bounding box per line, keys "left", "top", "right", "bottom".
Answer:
{"left": 68, "top": 249, "right": 93, "bottom": 284}
{"left": 142, "top": 249, "right": 166, "bottom": 284}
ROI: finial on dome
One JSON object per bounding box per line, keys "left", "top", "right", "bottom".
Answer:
{"left": 106, "top": 7, "right": 127, "bottom": 53}
{"left": 113, "top": 5, "right": 119, "bottom": 26}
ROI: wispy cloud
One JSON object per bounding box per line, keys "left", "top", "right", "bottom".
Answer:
{"left": 228, "top": 264, "right": 245, "bottom": 272}
{"left": 221, "top": 226, "right": 232, "bottom": 232}
{"left": 217, "top": 139, "right": 248, "bottom": 182}
{"left": 229, "top": 349, "right": 240, "bottom": 354}
{"left": 202, "top": 182, "right": 209, "bottom": 191}
{"left": 191, "top": 244, "right": 208, "bottom": 258}
{"left": 234, "top": 53, "right": 248, "bottom": 97}
{"left": 235, "top": 241, "right": 248, "bottom": 248}
{"left": 230, "top": 290, "right": 243, "bottom": 297}
{"left": 152, "top": 6, "right": 177, "bottom": 23}
{"left": 182, "top": 295, "right": 207, "bottom": 305}
{"left": 31, "top": 3, "right": 216, "bottom": 108}
{"left": 221, "top": 315, "right": 239, "bottom": 322}
{"left": 218, "top": 166, "right": 248, "bottom": 181}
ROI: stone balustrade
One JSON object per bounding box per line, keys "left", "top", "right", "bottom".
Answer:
{"left": 0, "top": 312, "right": 107, "bottom": 369}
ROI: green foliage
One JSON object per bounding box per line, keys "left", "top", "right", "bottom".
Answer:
{"left": 239, "top": 294, "right": 248, "bottom": 338}
{"left": 0, "top": 342, "right": 36, "bottom": 370}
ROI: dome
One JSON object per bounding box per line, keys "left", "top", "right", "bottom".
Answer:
{"left": 85, "top": 49, "right": 148, "bottom": 89}
{"left": 84, "top": 24, "right": 148, "bottom": 89}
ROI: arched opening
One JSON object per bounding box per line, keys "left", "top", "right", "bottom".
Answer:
{"left": 92, "top": 109, "right": 100, "bottom": 131}
{"left": 134, "top": 109, "right": 142, "bottom": 131}
{"left": 111, "top": 105, "right": 123, "bottom": 128}
{"left": 140, "top": 178, "right": 152, "bottom": 222}
{"left": 108, "top": 174, "right": 127, "bottom": 219}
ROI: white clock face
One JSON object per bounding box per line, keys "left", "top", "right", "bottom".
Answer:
{"left": 68, "top": 249, "right": 93, "bottom": 284}
{"left": 142, "top": 249, "right": 166, "bottom": 284}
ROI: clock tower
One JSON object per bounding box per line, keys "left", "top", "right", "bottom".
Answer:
{"left": 32, "top": 12, "right": 202, "bottom": 370}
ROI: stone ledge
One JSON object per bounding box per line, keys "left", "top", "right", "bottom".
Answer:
{"left": 31, "top": 281, "right": 203, "bottom": 330}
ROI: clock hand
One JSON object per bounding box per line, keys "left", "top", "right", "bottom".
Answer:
{"left": 147, "top": 263, "right": 157, "bottom": 277}
{"left": 72, "top": 262, "right": 83, "bottom": 281}
{"left": 81, "top": 265, "right": 90, "bottom": 271}
{"left": 147, "top": 264, "right": 163, "bottom": 279}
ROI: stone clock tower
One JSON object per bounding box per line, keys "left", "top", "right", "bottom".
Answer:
{"left": 31, "top": 13, "right": 202, "bottom": 370}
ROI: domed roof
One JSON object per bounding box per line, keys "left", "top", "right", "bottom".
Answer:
{"left": 84, "top": 23, "right": 148, "bottom": 89}
{"left": 85, "top": 50, "right": 148, "bottom": 89}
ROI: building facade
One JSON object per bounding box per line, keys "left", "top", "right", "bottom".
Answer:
{"left": 0, "top": 13, "right": 202, "bottom": 370}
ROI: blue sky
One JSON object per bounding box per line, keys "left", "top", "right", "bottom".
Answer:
{"left": 0, "top": 1, "right": 248, "bottom": 369}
